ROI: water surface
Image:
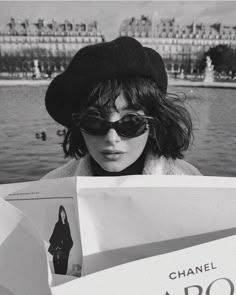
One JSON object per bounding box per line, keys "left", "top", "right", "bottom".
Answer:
{"left": 0, "top": 85, "right": 235, "bottom": 183}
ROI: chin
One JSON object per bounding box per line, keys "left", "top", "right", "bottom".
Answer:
{"left": 101, "top": 163, "right": 126, "bottom": 173}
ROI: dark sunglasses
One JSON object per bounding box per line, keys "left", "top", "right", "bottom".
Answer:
{"left": 72, "top": 113, "right": 155, "bottom": 138}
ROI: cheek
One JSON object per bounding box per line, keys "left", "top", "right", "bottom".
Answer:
{"left": 123, "top": 132, "right": 149, "bottom": 164}
{"left": 128, "top": 131, "right": 149, "bottom": 151}
{"left": 82, "top": 133, "right": 92, "bottom": 147}
{"left": 82, "top": 133, "right": 100, "bottom": 152}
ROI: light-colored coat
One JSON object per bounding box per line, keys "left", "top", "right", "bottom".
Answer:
{"left": 42, "top": 153, "right": 201, "bottom": 179}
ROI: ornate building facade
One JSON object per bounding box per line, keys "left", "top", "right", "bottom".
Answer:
{"left": 0, "top": 18, "right": 104, "bottom": 76}
{"left": 120, "top": 15, "right": 236, "bottom": 74}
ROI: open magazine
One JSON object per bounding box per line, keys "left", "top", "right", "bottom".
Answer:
{"left": 52, "top": 234, "right": 236, "bottom": 295}
{"left": 0, "top": 175, "right": 236, "bottom": 294}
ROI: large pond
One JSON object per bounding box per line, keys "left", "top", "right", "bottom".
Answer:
{"left": 0, "top": 85, "right": 236, "bottom": 183}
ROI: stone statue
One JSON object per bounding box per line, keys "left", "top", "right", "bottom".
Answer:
{"left": 204, "top": 56, "right": 214, "bottom": 82}
{"left": 206, "top": 56, "right": 214, "bottom": 71}
{"left": 32, "top": 59, "right": 41, "bottom": 79}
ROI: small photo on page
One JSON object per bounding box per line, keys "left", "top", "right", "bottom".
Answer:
{"left": 5, "top": 177, "right": 82, "bottom": 278}
{"left": 46, "top": 202, "right": 82, "bottom": 277}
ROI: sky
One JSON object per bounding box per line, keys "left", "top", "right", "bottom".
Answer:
{"left": 0, "top": 1, "right": 235, "bottom": 40}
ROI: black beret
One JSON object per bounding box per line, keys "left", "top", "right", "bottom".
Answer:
{"left": 45, "top": 36, "right": 168, "bottom": 127}
{"left": 144, "top": 47, "right": 168, "bottom": 94}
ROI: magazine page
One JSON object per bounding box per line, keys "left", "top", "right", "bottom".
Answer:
{"left": 4, "top": 177, "right": 82, "bottom": 282}
{"left": 0, "top": 181, "right": 37, "bottom": 200}
{"left": 75, "top": 175, "right": 236, "bottom": 275}
{"left": 0, "top": 197, "right": 52, "bottom": 295}
{"left": 52, "top": 234, "right": 236, "bottom": 295}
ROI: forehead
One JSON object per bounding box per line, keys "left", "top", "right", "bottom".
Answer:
{"left": 113, "top": 94, "right": 129, "bottom": 111}
{"left": 91, "top": 93, "right": 136, "bottom": 112}
{"left": 84, "top": 85, "right": 147, "bottom": 115}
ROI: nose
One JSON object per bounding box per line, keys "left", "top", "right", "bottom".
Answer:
{"left": 104, "top": 128, "right": 121, "bottom": 143}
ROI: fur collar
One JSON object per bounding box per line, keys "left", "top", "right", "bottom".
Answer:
{"left": 43, "top": 153, "right": 201, "bottom": 179}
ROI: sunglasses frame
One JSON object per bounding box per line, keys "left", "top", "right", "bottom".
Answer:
{"left": 72, "top": 112, "right": 155, "bottom": 138}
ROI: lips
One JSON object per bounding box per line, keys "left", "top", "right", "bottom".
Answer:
{"left": 101, "top": 149, "right": 125, "bottom": 160}
{"left": 102, "top": 149, "right": 124, "bottom": 154}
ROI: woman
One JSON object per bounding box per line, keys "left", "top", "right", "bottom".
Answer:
{"left": 48, "top": 205, "right": 73, "bottom": 275}
{"left": 43, "top": 36, "right": 201, "bottom": 178}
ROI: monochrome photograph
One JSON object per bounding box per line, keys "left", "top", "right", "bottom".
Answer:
{"left": 0, "top": 1, "right": 236, "bottom": 294}
{"left": 0, "top": 1, "right": 236, "bottom": 183}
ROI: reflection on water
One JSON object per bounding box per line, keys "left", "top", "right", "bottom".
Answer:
{"left": 0, "top": 85, "right": 68, "bottom": 184}
{"left": 174, "top": 87, "right": 236, "bottom": 177}
{"left": 0, "top": 85, "right": 236, "bottom": 183}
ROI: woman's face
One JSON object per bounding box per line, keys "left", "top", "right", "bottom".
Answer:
{"left": 81, "top": 94, "right": 149, "bottom": 172}
{"left": 60, "top": 210, "right": 66, "bottom": 223}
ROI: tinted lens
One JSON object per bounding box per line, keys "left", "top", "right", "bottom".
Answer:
{"left": 116, "top": 114, "right": 148, "bottom": 137}
{"left": 80, "top": 115, "right": 108, "bottom": 135}
{"left": 73, "top": 113, "right": 151, "bottom": 138}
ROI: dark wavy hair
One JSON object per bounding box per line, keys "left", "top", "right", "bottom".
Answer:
{"left": 58, "top": 205, "right": 68, "bottom": 225}
{"left": 62, "top": 78, "right": 193, "bottom": 160}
